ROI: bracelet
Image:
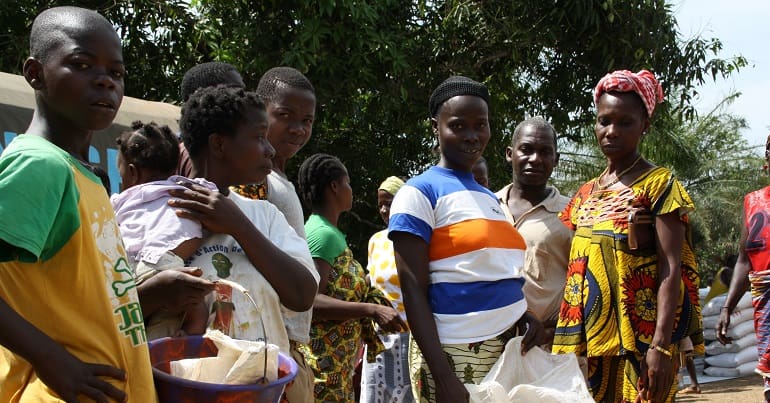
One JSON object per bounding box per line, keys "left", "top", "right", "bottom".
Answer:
{"left": 721, "top": 307, "right": 730, "bottom": 310}
{"left": 649, "top": 344, "right": 673, "bottom": 357}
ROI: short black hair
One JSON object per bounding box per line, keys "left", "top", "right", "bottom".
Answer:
{"left": 511, "top": 116, "right": 558, "bottom": 150}
{"left": 180, "top": 62, "right": 243, "bottom": 102}
{"left": 116, "top": 121, "right": 180, "bottom": 176}
{"left": 180, "top": 85, "right": 264, "bottom": 159}
{"left": 297, "top": 153, "right": 347, "bottom": 209}
{"left": 428, "top": 75, "right": 489, "bottom": 118}
{"left": 30, "top": 6, "right": 117, "bottom": 63}
{"left": 257, "top": 67, "right": 315, "bottom": 104}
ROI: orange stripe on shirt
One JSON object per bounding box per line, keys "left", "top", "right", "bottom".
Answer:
{"left": 429, "top": 218, "right": 525, "bottom": 261}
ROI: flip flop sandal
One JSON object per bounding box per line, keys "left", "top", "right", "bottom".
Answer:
{"left": 678, "top": 385, "right": 701, "bottom": 394}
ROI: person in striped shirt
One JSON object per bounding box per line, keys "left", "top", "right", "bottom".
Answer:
{"left": 389, "top": 76, "right": 543, "bottom": 403}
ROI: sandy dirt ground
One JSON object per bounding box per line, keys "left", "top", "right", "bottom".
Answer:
{"left": 676, "top": 375, "right": 766, "bottom": 402}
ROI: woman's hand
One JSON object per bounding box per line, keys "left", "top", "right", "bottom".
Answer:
{"left": 638, "top": 347, "right": 674, "bottom": 403}
{"left": 168, "top": 182, "right": 248, "bottom": 237}
{"left": 716, "top": 308, "right": 733, "bottom": 345}
{"left": 137, "top": 267, "right": 215, "bottom": 317}
{"left": 516, "top": 311, "right": 545, "bottom": 353}
{"left": 369, "top": 304, "right": 407, "bottom": 333}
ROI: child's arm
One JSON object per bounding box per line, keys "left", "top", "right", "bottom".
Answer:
{"left": 0, "top": 295, "right": 127, "bottom": 402}
{"left": 168, "top": 183, "right": 318, "bottom": 312}
{"left": 170, "top": 238, "right": 202, "bottom": 263}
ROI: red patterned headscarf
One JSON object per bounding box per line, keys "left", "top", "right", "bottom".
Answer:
{"left": 593, "top": 69, "right": 664, "bottom": 117}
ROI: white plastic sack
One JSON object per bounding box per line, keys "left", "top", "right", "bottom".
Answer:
{"left": 702, "top": 314, "right": 719, "bottom": 330}
{"left": 699, "top": 287, "right": 709, "bottom": 300}
{"left": 703, "top": 308, "right": 753, "bottom": 329}
{"left": 705, "top": 332, "right": 757, "bottom": 355}
{"left": 702, "top": 292, "right": 752, "bottom": 317}
{"left": 727, "top": 320, "right": 755, "bottom": 340}
{"left": 705, "top": 346, "right": 758, "bottom": 367}
{"left": 706, "top": 340, "right": 739, "bottom": 355}
{"left": 702, "top": 295, "right": 727, "bottom": 317}
{"left": 737, "top": 292, "right": 753, "bottom": 310}
{"left": 707, "top": 319, "right": 756, "bottom": 341}
{"left": 705, "top": 352, "right": 737, "bottom": 367}
{"left": 733, "top": 307, "right": 754, "bottom": 325}
{"left": 465, "top": 337, "right": 594, "bottom": 403}
{"left": 704, "top": 365, "right": 739, "bottom": 377}
{"left": 738, "top": 360, "right": 759, "bottom": 376}
{"left": 735, "top": 346, "right": 758, "bottom": 366}
{"left": 170, "top": 329, "right": 280, "bottom": 384}
{"left": 735, "top": 332, "right": 758, "bottom": 349}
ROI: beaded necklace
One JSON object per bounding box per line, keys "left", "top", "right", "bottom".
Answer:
{"left": 597, "top": 155, "right": 643, "bottom": 190}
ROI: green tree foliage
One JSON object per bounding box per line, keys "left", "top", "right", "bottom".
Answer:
{"left": 0, "top": 0, "right": 747, "bottom": 262}
{"left": 0, "top": 0, "right": 199, "bottom": 101}
{"left": 673, "top": 97, "right": 768, "bottom": 283}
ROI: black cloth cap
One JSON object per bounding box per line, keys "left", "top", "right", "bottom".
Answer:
{"left": 428, "top": 76, "right": 490, "bottom": 118}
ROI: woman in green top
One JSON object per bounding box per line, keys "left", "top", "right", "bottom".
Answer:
{"left": 297, "top": 153, "right": 406, "bottom": 402}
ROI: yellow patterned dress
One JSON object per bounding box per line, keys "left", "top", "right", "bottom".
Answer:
{"left": 553, "top": 166, "right": 703, "bottom": 402}
{"left": 231, "top": 183, "right": 268, "bottom": 200}
{"left": 302, "top": 214, "right": 386, "bottom": 402}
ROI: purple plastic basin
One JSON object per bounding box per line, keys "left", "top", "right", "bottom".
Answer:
{"left": 148, "top": 336, "right": 298, "bottom": 402}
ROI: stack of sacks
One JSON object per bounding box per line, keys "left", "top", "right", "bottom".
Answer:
{"left": 693, "top": 287, "right": 710, "bottom": 374}
{"left": 701, "top": 292, "right": 757, "bottom": 377}
{"left": 699, "top": 287, "right": 710, "bottom": 304}
{"left": 170, "top": 330, "right": 280, "bottom": 384}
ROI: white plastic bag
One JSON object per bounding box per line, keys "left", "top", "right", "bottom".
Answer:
{"left": 170, "top": 329, "right": 280, "bottom": 384}
{"left": 465, "top": 337, "right": 594, "bottom": 403}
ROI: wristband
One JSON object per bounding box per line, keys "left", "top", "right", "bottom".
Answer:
{"left": 648, "top": 344, "right": 673, "bottom": 357}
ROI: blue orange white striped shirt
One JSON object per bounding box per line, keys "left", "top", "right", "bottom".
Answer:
{"left": 388, "top": 166, "right": 527, "bottom": 344}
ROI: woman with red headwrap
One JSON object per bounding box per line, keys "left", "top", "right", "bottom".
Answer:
{"left": 553, "top": 70, "right": 703, "bottom": 402}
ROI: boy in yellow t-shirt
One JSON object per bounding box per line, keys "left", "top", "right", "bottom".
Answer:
{"left": 0, "top": 6, "right": 156, "bottom": 402}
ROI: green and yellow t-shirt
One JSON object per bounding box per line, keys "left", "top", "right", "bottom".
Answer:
{"left": 0, "top": 135, "right": 156, "bottom": 402}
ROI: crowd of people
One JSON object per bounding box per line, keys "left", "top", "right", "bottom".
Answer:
{"left": 4, "top": 5, "right": 770, "bottom": 403}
